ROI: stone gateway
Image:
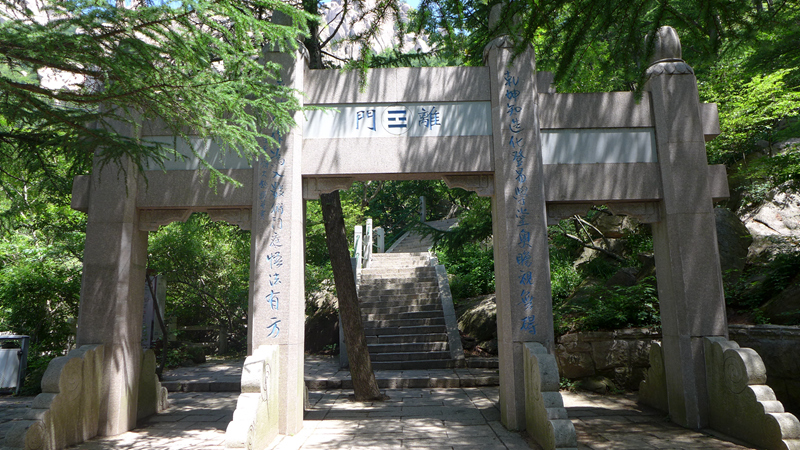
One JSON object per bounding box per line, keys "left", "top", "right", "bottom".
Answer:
{"left": 15, "top": 16, "right": 793, "bottom": 450}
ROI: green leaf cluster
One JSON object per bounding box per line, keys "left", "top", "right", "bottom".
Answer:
{"left": 0, "top": 0, "right": 313, "bottom": 185}
{"left": 147, "top": 213, "right": 250, "bottom": 353}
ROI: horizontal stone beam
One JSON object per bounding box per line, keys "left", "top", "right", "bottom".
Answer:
{"left": 71, "top": 162, "right": 728, "bottom": 212}
{"left": 304, "top": 68, "right": 555, "bottom": 105}
{"left": 302, "top": 136, "right": 494, "bottom": 177}
{"left": 539, "top": 92, "right": 653, "bottom": 129}
{"left": 136, "top": 169, "right": 252, "bottom": 208}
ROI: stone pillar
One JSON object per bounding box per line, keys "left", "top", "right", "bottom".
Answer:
{"left": 486, "top": 32, "right": 554, "bottom": 430}
{"left": 646, "top": 26, "right": 728, "bottom": 429}
{"left": 249, "top": 48, "right": 306, "bottom": 435}
{"left": 76, "top": 145, "right": 147, "bottom": 435}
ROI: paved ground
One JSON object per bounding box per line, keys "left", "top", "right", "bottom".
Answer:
{"left": 0, "top": 356, "right": 758, "bottom": 449}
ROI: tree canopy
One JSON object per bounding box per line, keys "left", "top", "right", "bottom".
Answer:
{"left": 0, "top": 0, "right": 311, "bottom": 186}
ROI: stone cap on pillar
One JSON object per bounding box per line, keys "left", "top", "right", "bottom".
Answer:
{"left": 646, "top": 26, "right": 694, "bottom": 77}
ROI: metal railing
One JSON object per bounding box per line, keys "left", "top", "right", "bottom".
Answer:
{"left": 352, "top": 218, "right": 385, "bottom": 282}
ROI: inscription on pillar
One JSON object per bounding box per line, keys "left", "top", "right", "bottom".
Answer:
{"left": 257, "top": 132, "right": 288, "bottom": 342}
{"left": 499, "top": 68, "right": 539, "bottom": 337}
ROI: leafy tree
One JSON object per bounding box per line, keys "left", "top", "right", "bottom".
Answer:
{"left": 147, "top": 213, "right": 250, "bottom": 354}
{"left": 0, "top": 0, "right": 312, "bottom": 185}
{"left": 0, "top": 226, "right": 82, "bottom": 354}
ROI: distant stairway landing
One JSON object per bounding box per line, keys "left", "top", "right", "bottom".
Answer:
{"left": 358, "top": 250, "right": 464, "bottom": 370}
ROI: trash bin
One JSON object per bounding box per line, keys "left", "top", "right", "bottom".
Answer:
{"left": 0, "top": 335, "right": 30, "bottom": 396}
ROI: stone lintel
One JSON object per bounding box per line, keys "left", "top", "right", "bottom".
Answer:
{"left": 545, "top": 203, "right": 594, "bottom": 226}
{"left": 543, "top": 163, "right": 662, "bottom": 202}
{"left": 207, "top": 208, "right": 252, "bottom": 231}
{"left": 442, "top": 174, "right": 494, "bottom": 197}
{"left": 546, "top": 202, "right": 661, "bottom": 226}
{"left": 542, "top": 163, "right": 728, "bottom": 204}
{"left": 302, "top": 136, "right": 493, "bottom": 177}
{"left": 302, "top": 177, "right": 356, "bottom": 200}
{"left": 137, "top": 169, "right": 252, "bottom": 209}
{"left": 607, "top": 202, "right": 661, "bottom": 223}
{"left": 138, "top": 209, "right": 192, "bottom": 231}
{"left": 304, "top": 66, "right": 491, "bottom": 104}
{"left": 539, "top": 92, "right": 653, "bottom": 129}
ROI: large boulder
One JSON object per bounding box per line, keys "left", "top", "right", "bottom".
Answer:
{"left": 715, "top": 207, "right": 753, "bottom": 282}
{"left": 457, "top": 295, "right": 497, "bottom": 344}
{"left": 742, "top": 192, "right": 800, "bottom": 238}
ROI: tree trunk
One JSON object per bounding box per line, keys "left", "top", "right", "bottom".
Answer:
{"left": 319, "top": 190, "right": 383, "bottom": 401}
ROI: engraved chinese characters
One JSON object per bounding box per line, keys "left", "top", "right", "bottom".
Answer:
{"left": 503, "top": 70, "right": 537, "bottom": 335}
{"left": 256, "top": 132, "right": 287, "bottom": 340}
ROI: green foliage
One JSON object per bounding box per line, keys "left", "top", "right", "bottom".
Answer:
{"left": 0, "top": 203, "right": 83, "bottom": 355}
{"left": 20, "top": 353, "right": 57, "bottom": 396}
{"left": 0, "top": 0, "right": 313, "bottom": 186}
{"left": 304, "top": 192, "right": 363, "bottom": 301}
{"left": 725, "top": 251, "right": 800, "bottom": 312}
{"left": 705, "top": 68, "right": 800, "bottom": 161}
{"left": 557, "top": 279, "right": 660, "bottom": 333}
{"left": 436, "top": 241, "right": 494, "bottom": 299}
{"left": 549, "top": 241, "right": 582, "bottom": 302}
{"left": 147, "top": 213, "right": 249, "bottom": 354}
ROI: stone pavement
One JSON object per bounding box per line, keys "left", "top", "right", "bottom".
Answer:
{"left": 0, "top": 356, "right": 758, "bottom": 449}
{"left": 0, "top": 395, "right": 32, "bottom": 446}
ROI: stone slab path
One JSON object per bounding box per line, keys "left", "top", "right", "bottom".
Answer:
{"left": 0, "top": 356, "right": 759, "bottom": 449}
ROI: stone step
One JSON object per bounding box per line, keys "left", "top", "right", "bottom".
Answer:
{"left": 363, "top": 325, "right": 447, "bottom": 336}
{"left": 359, "top": 296, "right": 441, "bottom": 309}
{"left": 372, "top": 251, "right": 430, "bottom": 257}
{"left": 367, "top": 341, "right": 450, "bottom": 353}
{"left": 364, "top": 262, "right": 432, "bottom": 268}
{"left": 360, "top": 278, "right": 438, "bottom": 287}
{"left": 362, "top": 310, "right": 443, "bottom": 321}
{"left": 362, "top": 317, "right": 446, "bottom": 328}
{"left": 359, "top": 281, "right": 438, "bottom": 291}
{"left": 366, "top": 333, "right": 449, "bottom": 344}
{"left": 361, "top": 268, "right": 437, "bottom": 277}
{"left": 369, "top": 351, "right": 451, "bottom": 362}
{"left": 361, "top": 274, "right": 437, "bottom": 281}
{"left": 368, "top": 258, "right": 430, "bottom": 266}
{"left": 370, "top": 359, "right": 461, "bottom": 370}
{"left": 360, "top": 284, "right": 439, "bottom": 292}
{"left": 359, "top": 286, "right": 440, "bottom": 297}
{"left": 360, "top": 303, "right": 443, "bottom": 315}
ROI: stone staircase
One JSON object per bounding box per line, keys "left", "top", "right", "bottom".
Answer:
{"left": 355, "top": 222, "right": 464, "bottom": 370}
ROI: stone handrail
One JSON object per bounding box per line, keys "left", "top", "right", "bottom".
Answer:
{"left": 4, "top": 345, "right": 104, "bottom": 449}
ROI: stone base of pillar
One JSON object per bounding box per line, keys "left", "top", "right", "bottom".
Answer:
{"left": 704, "top": 337, "right": 800, "bottom": 450}
{"left": 638, "top": 341, "right": 669, "bottom": 412}
{"left": 225, "top": 345, "right": 281, "bottom": 449}
{"left": 523, "top": 343, "right": 577, "bottom": 450}
{"left": 4, "top": 345, "right": 104, "bottom": 449}
{"left": 137, "top": 350, "right": 169, "bottom": 421}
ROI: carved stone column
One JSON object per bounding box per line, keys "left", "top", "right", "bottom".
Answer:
{"left": 646, "top": 26, "right": 728, "bottom": 429}
{"left": 76, "top": 146, "right": 147, "bottom": 435}
{"left": 485, "top": 12, "right": 554, "bottom": 431}
{"left": 249, "top": 46, "right": 307, "bottom": 434}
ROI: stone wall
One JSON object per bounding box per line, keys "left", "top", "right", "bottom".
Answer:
{"left": 557, "top": 325, "right": 800, "bottom": 417}
{"left": 728, "top": 324, "right": 800, "bottom": 416}
{"left": 556, "top": 328, "right": 657, "bottom": 390}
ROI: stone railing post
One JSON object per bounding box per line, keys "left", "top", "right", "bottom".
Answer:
{"left": 375, "top": 227, "right": 385, "bottom": 253}
{"left": 353, "top": 225, "right": 363, "bottom": 279}
{"left": 364, "top": 219, "right": 373, "bottom": 268}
